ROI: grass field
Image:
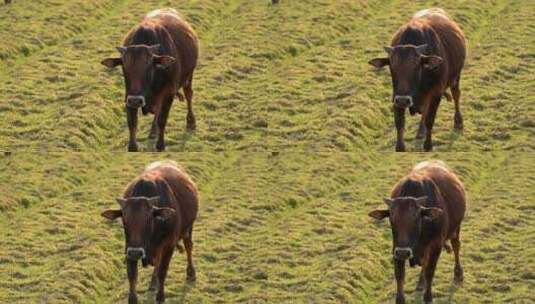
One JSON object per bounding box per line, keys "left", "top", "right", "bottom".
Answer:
{"left": 0, "top": 0, "right": 534, "bottom": 151}
{"left": 0, "top": 152, "right": 534, "bottom": 303}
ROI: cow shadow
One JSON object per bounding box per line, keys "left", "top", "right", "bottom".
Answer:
{"left": 142, "top": 281, "right": 196, "bottom": 303}
{"left": 140, "top": 130, "right": 195, "bottom": 152}
{"left": 409, "top": 282, "right": 461, "bottom": 304}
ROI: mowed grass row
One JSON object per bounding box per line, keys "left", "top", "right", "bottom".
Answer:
{"left": 0, "top": 152, "right": 534, "bottom": 303}
{"left": 0, "top": 0, "right": 534, "bottom": 151}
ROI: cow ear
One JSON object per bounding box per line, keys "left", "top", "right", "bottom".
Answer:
{"left": 101, "top": 209, "right": 122, "bottom": 220}
{"left": 421, "top": 207, "right": 443, "bottom": 220}
{"left": 153, "top": 207, "right": 175, "bottom": 219}
{"left": 421, "top": 55, "right": 443, "bottom": 70}
{"left": 154, "top": 55, "right": 175, "bottom": 69}
{"left": 101, "top": 58, "right": 122, "bottom": 68}
{"left": 368, "top": 209, "right": 390, "bottom": 220}
{"left": 369, "top": 58, "right": 390, "bottom": 69}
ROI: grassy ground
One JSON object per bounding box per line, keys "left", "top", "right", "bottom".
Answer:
{"left": 0, "top": 0, "right": 533, "bottom": 151}
{"left": 0, "top": 152, "right": 534, "bottom": 303}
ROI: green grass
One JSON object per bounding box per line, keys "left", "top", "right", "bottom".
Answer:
{"left": 0, "top": 152, "right": 534, "bottom": 303}
{"left": 0, "top": 0, "right": 533, "bottom": 151}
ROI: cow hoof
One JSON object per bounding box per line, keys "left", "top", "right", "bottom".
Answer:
{"left": 128, "top": 143, "right": 138, "bottom": 152}
{"left": 186, "top": 120, "right": 196, "bottom": 131}
{"left": 423, "top": 291, "right": 433, "bottom": 303}
{"left": 128, "top": 293, "right": 138, "bottom": 304}
{"left": 395, "top": 143, "right": 406, "bottom": 152}
{"left": 156, "top": 141, "right": 165, "bottom": 152}
{"left": 454, "top": 114, "right": 464, "bottom": 131}
{"left": 186, "top": 114, "right": 196, "bottom": 131}
{"left": 423, "top": 141, "right": 433, "bottom": 152}
{"left": 454, "top": 266, "right": 464, "bottom": 284}
{"left": 156, "top": 291, "right": 165, "bottom": 303}
{"left": 187, "top": 267, "right": 196, "bottom": 282}
{"left": 396, "top": 294, "right": 405, "bottom": 304}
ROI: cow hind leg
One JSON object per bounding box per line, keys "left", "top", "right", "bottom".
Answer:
{"left": 416, "top": 270, "right": 425, "bottom": 291}
{"left": 452, "top": 78, "right": 463, "bottom": 131}
{"left": 184, "top": 226, "right": 196, "bottom": 282}
{"left": 416, "top": 117, "right": 426, "bottom": 139}
{"left": 184, "top": 75, "right": 196, "bottom": 131}
{"left": 148, "top": 115, "right": 159, "bottom": 139}
{"left": 149, "top": 268, "right": 159, "bottom": 291}
{"left": 452, "top": 229, "right": 464, "bottom": 284}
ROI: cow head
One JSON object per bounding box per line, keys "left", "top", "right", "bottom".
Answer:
{"left": 368, "top": 196, "right": 442, "bottom": 261}
{"left": 101, "top": 44, "right": 176, "bottom": 109}
{"left": 101, "top": 196, "right": 175, "bottom": 265}
{"left": 368, "top": 44, "right": 443, "bottom": 110}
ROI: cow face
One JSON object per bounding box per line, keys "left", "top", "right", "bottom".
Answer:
{"left": 101, "top": 196, "right": 175, "bottom": 264}
{"left": 368, "top": 44, "right": 443, "bottom": 110}
{"left": 101, "top": 45, "right": 176, "bottom": 109}
{"left": 368, "top": 196, "right": 442, "bottom": 261}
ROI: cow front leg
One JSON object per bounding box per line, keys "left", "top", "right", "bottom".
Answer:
{"left": 156, "top": 95, "right": 174, "bottom": 152}
{"left": 149, "top": 267, "right": 159, "bottom": 291}
{"left": 423, "top": 96, "right": 441, "bottom": 152}
{"left": 423, "top": 247, "right": 442, "bottom": 303}
{"left": 126, "top": 107, "right": 139, "bottom": 152}
{"left": 126, "top": 260, "right": 139, "bottom": 304}
{"left": 394, "top": 259, "right": 406, "bottom": 304}
{"left": 156, "top": 248, "right": 174, "bottom": 304}
{"left": 149, "top": 116, "right": 159, "bottom": 139}
{"left": 394, "top": 108, "right": 406, "bottom": 152}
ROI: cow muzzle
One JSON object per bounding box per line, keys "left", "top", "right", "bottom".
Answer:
{"left": 126, "top": 95, "right": 146, "bottom": 109}
{"left": 394, "top": 96, "right": 413, "bottom": 109}
{"left": 394, "top": 247, "right": 414, "bottom": 260}
{"left": 126, "top": 247, "right": 146, "bottom": 261}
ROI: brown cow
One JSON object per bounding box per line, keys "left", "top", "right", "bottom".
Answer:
{"left": 101, "top": 160, "right": 199, "bottom": 304}
{"left": 369, "top": 8, "right": 466, "bottom": 152}
{"left": 101, "top": 8, "right": 199, "bottom": 152}
{"left": 368, "top": 160, "right": 466, "bottom": 303}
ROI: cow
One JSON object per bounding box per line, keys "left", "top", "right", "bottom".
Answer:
{"left": 368, "top": 160, "right": 466, "bottom": 303}
{"left": 368, "top": 8, "right": 466, "bottom": 152}
{"left": 101, "top": 160, "right": 199, "bottom": 304}
{"left": 101, "top": 8, "right": 199, "bottom": 152}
